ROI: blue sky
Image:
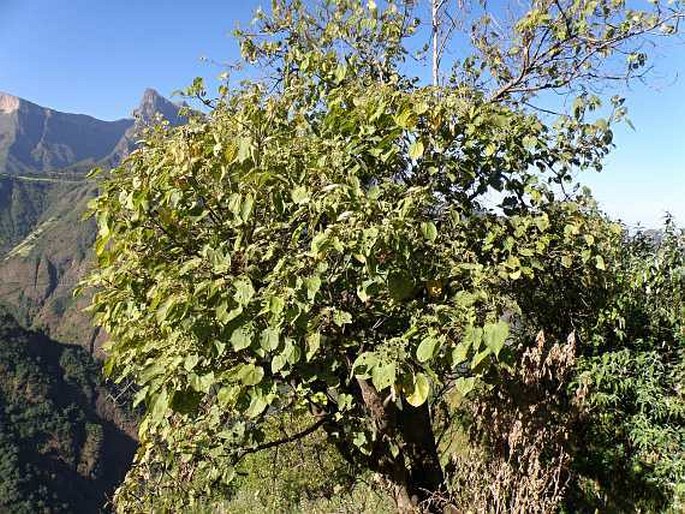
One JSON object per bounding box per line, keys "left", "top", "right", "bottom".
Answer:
{"left": 0, "top": 0, "right": 683, "bottom": 227}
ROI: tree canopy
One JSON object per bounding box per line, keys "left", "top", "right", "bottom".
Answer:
{"left": 85, "top": 1, "right": 685, "bottom": 511}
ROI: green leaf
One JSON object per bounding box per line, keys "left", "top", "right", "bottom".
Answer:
{"left": 216, "top": 302, "right": 243, "bottom": 325}
{"left": 237, "top": 137, "right": 252, "bottom": 163}
{"left": 535, "top": 215, "right": 550, "bottom": 231}
{"left": 284, "top": 340, "right": 302, "bottom": 364}
{"left": 483, "top": 321, "right": 509, "bottom": 358}
{"left": 245, "top": 394, "right": 267, "bottom": 418}
{"left": 420, "top": 221, "right": 438, "bottom": 243}
{"left": 595, "top": 255, "right": 606, "bottom": 270}
{"left": 471, "top": 349, "right": 490, "bottom": 370}
{"left": 306, "top": 332, "right": 321, "bottom": 361}
{"left": 463, "top": 325, "right": 483, "bottom": 351}
{"left": 190, "top": 372, "right": 215, "bottom": 393}
{"left": 291, "top": 186, "right": 310, "bottom": 205}
{"left": 352, "top": 352, "right": 378, "bottom": 379}
{"left": 184, "top": 354, "right": 200, "bottom": 372}
{"left": 413, "top": 101, "right": 429, "bottom": 115}
{"left": 155, "top": 296, "right": 175, "bottom": 324}
{"left": 214, "top": 339, "right": 226, "bottom": 357}
{"left": 333, "top": 309, "right": 352, "bottom": 327}
{"left": 522, "top": 135, "right": 537, "bottom": 150}
{"left": 352, "top": 431, "right": 367, "bottom": 448}
{"left": 416, "top": 335, "right": 440, "bottom": 363}
{"left": 334, "top": 63, "right": 347, "bottom": 83}
{"left": 451, "top": 342, "right": 469, "bottom": 366}
{"left": 356, "top": 284, "right": 370, "bottom": 302}
{"left": 222, "top": 466, "right": 237, "bottom": 485}
{"left": 241, "top": 193, "right": 254, "bottom": 222}
{"left": 260, "top": 328, "right": 280, "bottom": 351}
{"left": 231, "top": 327, "right": 253, "bottom": 351}
{"left": 271, "top": 354, "right": 287, "bottom": 374}
{"left": 304, "top": 275, "right": 322, "bottom": 301}
{"left": 406, "top": 373, "right": 430, "bottom": 407}
{"left": 237, "top": 364, "right": 264, "bottom": 386}
{"left": 371, "top": 362, "right": 396, "bottom": 391}
{"left": 408, "top": 140, "right": 424, "bottom": 160}
{"left": 395, "top": 108, "right": 416, "bottom": 129}
{"left": 150, "top": 388, "right": 169, "bottom": 421}
{"left": 217, "top": 385, "right": 239, "bottom": 408}
{"left": 234, "top": 278, "right": 255, "bottom": 305}
{"left": 455, "top": 376, "right": 476, "bottom": 397}
{"left": 310, "top": 232, "right": 327, "bottom": 255}
{"left": 269, "top": 296, "right": 285, "bottom": 316}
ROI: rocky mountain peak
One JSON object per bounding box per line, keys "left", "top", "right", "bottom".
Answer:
{"left": 0, "top": 92, "right": 20, "bottom": 113}
{"left": 134, "top": 88, "right": 185, "bottom": 125}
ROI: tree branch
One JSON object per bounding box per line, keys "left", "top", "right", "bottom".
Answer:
{"left": 235, "top": 415, "right": 330, "bottom": 462}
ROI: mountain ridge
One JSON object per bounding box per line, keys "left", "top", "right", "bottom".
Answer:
{"left": 0, "top": 89, "right": 184, "bottom": 176}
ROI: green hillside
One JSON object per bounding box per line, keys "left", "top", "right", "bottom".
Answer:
{"left": 0, "top": 176, "right": 99, "bottom": 349}
{"left": 0, "top": 305, "right": 135, "bottom": 513}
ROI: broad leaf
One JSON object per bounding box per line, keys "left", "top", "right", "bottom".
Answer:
{"left": 406, "top": 373, "right": 430, "bottom": 407}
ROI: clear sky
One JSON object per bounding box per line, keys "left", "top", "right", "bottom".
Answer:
{"left": 1, "top": 0, "right": 683, "bottom": 228}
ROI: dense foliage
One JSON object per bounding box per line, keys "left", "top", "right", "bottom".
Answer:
{"left": 567, "top": 222, "right": 685, "bottom": 511}
{"left": 0, "top": 306, "right": 136, "bottom": 513}
{"left": 86, "top": 0, "right": 685, "bottom": 511}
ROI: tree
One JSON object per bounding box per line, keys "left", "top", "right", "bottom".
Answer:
{"left": 85, "top": 0, "right": 685, "bottom": 511}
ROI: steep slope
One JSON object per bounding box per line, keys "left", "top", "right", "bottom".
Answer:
{"left": 0, "top": 306, "right": 136, "bottom": 513}
{"left": 0, "top": 175, "right": 62, "bottom": 253}
{"left": 0, "top": 179, "right": 99, "bottom": 350}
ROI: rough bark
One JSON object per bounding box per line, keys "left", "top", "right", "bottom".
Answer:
{"left": 356, "top": 378, "right": 445, "bottom": 513}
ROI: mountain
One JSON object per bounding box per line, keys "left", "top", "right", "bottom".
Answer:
{"left": 0, "top": 92, "right": 132, "bottom": 176}
{"left": 0, "top": 89, "right": 183, "bottom": 177}
{"left": 135, "top": 88, "right": 187, "bottom": 127}
{"left": 0, "top": 89, "right": 184, "bottom": 351}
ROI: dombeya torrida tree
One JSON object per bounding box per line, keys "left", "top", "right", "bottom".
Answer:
{"left": 84, "top": 0, "right": 684, "bottom": 511}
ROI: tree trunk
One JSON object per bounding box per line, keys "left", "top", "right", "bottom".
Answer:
{"left": 432, "top": 0, "right": 440, "bottom": 87}
{"left": 398, "top": 401, "right": 444, "bottom": 502}
{"left": 356, "top": 378, "right": 445, "bottom": 512}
